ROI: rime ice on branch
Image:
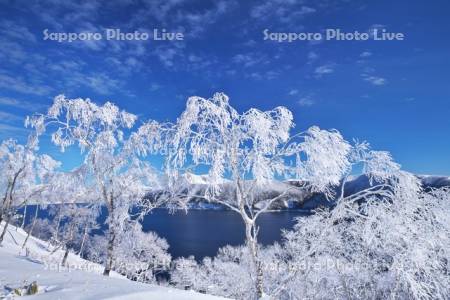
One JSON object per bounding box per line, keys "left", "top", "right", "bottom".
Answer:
{"left": 26, "top": 95, "right": 170, "bottom": 276}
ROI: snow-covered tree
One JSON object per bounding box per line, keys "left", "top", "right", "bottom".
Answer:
{"left": 274, "top": 171, "right": 450, "bottom": 299}
{"left": 172, "top": 245, "right": 254, "bottom": 298}
{"left": 0, "top": 138, "right": 60, "bottom": 245}
{"left": 41, "top": 168, "right": 100, "bottom": 265}
{"left": 163, "top": 93, "right": 353, "bottom": 298}
{"left": 114, "top": 220, "right": 171, "bottom": 283}
{"left": 20, "top": 154, "right": 61, "bottom": 250}
{"left": 172, "top": 168, "right": 449, "bottom": 299}
{"left": 164, "top": 92, "right": 445, "bottom": 299}
{"left": 81, "top": 219, "right": 171, "bottom": 284}
{"left": 26, "top": 95, "right": 165, "bottom": 276}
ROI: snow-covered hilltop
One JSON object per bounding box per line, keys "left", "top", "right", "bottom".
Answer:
{"left": 0, "top": 222, "right": 226, "bottom": 300}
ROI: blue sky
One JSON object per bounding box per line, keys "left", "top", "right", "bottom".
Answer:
{"left": 0, "top": 0, "right": 449, "bottom": 175}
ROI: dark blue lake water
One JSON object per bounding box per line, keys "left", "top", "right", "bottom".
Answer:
{"left": 23, "top": 206, "right": 307, "bottom": 260}
{"left": 140, "top": 209, "right": 307, "bottom": 259}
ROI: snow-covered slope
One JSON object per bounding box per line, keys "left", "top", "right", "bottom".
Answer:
{"left": 0, "top": 222, "right": 226, "bottom": 300}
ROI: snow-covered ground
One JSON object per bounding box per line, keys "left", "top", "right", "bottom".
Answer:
{"left": 0, "top": 222, "right": 227, "bottom": 300}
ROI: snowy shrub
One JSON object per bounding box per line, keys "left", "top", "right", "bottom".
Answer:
{"left": 277, "top": 179, "right": 450, "bottom": 299}
{"left": 114, "top": 221, "right": 171, "bottom": 283}
{"left": 83, "top": 221, "right": 170, "bottom": 283}
{"left": 172, "top": 246, "right": 254, "bottom": 298}
{"left": 172, "top": 245, "right": 286, "bottom": 299}
{"left": 84, "top": 234, "right": 108, "bottom": 264}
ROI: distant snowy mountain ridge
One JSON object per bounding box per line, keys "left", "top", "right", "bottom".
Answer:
{"left": 154, "top": 173, "right": 450, "bottom": 211}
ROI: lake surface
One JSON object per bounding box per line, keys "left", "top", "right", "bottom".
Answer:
{"left": 140, "top": 209, "right": 308, "bottom": 259}
{"left": 24, "top": 206, "right": 308, "bottom": 260}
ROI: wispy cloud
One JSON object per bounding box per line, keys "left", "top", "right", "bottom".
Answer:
{"left": 175, "top": 0, "right": 238, "bottom": 37}
{"left": 153, "top": 45, "right": 182, "bottom": 68}
{"left": 297, "top": 95, "right": 315, "bottom": 107}
{"left": 0, "top": 97, "right": 48, "bottom": 112}
{"left": 360, "top": 51, "right": 372, "bottom": 58}
{"left": 245, "top": 70, "right": 280, "bottom": 80}
{"left": 251, "top": 1, "right": 315, "bottom": 24}
{"left": 307, "top": 51, "right": 319, "bottom": 64}
{"left": 288, "top": 89, "right": 299, "bottom": 96}
{"left": 0, "top": 20, "right": 37, "bottom": 43}
{"left": 0, "top": 123, "right": 29, "bottom": 139}
{"left": 232, "top": 52, "right": 266, "bottom": 68}
{"left": 314, "top": 64, "right": 335, "bottom": 77}
{"left": 362, "top": 74, "right": 387, "bottom": 86}
{"left": 149, "top": 82, "right": 162, "bottom": 92}
{"left": 0, "top": 73, "right": 52, "bottom": 96}
{"left": 0, "top": 111, "right": 23, "bottom": 122}
{"left": 83, "top": 73, "right": 122, "bottom": 95}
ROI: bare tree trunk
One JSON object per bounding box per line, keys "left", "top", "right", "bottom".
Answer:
{"left": 21, "top": 205, "right": 27, "bottom": 229}
{"left": 22, "top": 206, "right": 39, "bottom": 249}
{"left": 103, "top": 226, "right": 115, "bottom": 276}
{"left": 103, "top": 194, "right": 115, "bottom": 276}
{"left": 237, "top": 178, "right": 264, "bottom": 299}
{"left": 245, "top": 221, "right": 264, "bottom": 299}
{"left": 61, "top": 247, "right": 69, "bottom": 266}
{"left": 79, "top": 224, "right": 88, "bottom": 257}
{"left": 1, "top": 170, "right": 23, "bottom": 245}
{"left": 0, "top": 188, "right": 12, "bottom": 244}
{"left": 0, "top": 196, "right": 12, "bottom": 245}
{"left": 54, "top": 210, "right": 63, "bottom": 243}
{"left": 61, "top": 220, "right": 76, "bottom": 266}
{"left": 0, "top": 182, "right": 12, "bottom": 225}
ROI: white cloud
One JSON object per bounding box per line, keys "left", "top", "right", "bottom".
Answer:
{"left": 0, "top": 20, "right": 37, "bottom": 43}
{"left": 360, "top": 51, "right": 372, "bottom": 58}
{"left": 179, "top": 0, "right": 237, "bottom": 37}
{"left": 288, "top": 89, "right": 299, "bottom": 96}
{"left": 49, "top": 59, "right": 85, "bottom": 73}
{"left": 245, "top": 70, "right": 279, "bottom": 80}
{"left": 84, "top": 73, "right": 121, "bottom": 95}
{"left": 362, "top": 75, "right": 386, "bottom": 86}
{"left": 231, "top": 52, "right": 266, "bottom": 68}
{"left": 149, "top": 82, "right": 162, "bottom": 92}
{"left": 0, "top": 97, "right": 48, "bottom": 112}
{"left": 307, "top": 51, "right": 319, "bottom": 63}
{"left": 297, "top": 95, "right": 315, "bottom": 107}
{"left": 0, "top": 111, "right": 23, "bottom": 122}
{"left": 314, "top": 64, "right": 335, "bottom": 77}
{"left": 265, "top": 70, "right": 279, "bottom": 80}
{"left": 0, "top": 123, "right": 29, "bottom": 139}
{"left": 62, "top": 71, "right": 123, "bottom": 95}
{"left": 153, "top": 46, "right": 182, "bottom": 68}
{"left": 251, "top": 1, "right": 315, "bottom": 23}
{"left": 29, "top": 1, "right": 101, "bottom": 31}
{"left": 0, "top": 39, "right": 27, "bottom": 64}
{"left": 0, "top": 74, "right": 52, "bottom": 96}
